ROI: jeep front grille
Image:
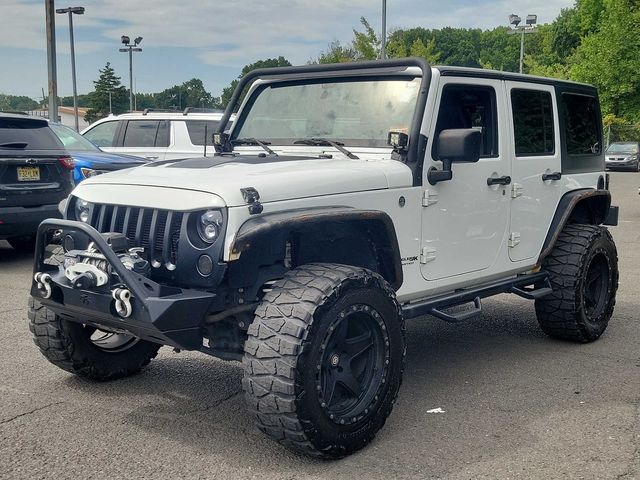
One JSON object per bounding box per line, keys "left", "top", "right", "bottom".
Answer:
{"left": 89, "top": 204, "right": 184, "bottom": 270}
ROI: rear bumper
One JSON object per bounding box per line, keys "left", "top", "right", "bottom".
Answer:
{"left": 31, "top": 219, "right": 216, "bottom": 350}
{"left": 0, "top": 204, "right": 60, "bottom": 238}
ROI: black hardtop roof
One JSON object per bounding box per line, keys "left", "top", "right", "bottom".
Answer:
{"left": 435, "top": 65, "right": 596, "bottom": 92}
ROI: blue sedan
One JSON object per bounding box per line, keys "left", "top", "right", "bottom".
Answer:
{"left": 49, "top": 123, "right": 147, "bottom": 183}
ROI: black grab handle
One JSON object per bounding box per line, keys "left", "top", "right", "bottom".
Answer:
{"left": 542, "top": 171, "right": 562, "bottom": 181}
{"left": 487, "top": 175, "right": 511, "bottom": 186}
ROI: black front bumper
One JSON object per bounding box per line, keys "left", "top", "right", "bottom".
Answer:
{"left": 31, "top": 219, "right": 216, "bottom": 350}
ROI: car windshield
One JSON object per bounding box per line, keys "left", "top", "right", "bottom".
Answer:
{"left": 50, "top": 122, "right": 101, "bottom": 152}
{"left": 606, "top": 142, "right": 638, "bottom": 154}
{"left": 233, "top": 77, "right": 421, "bottom": 148}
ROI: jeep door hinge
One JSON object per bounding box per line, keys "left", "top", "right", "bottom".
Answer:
{"left": 508, "top": 232, "right": 521, "bottom": 248}
{"left": 511, "top": 183, "right": 523, "bottom": 198}
{"left": 420, "top": 246, "right": 437, "bottom": 264}
{"left": 422, "top": 190, "right": 438, "bottom": 207}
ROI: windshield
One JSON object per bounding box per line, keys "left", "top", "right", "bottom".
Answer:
{"left": 233, "top": 78, "right": 420, "bottom": 148}
{"left": 50, "top": 123, "right": 101, "bottom": 152}
{"left": 606, "top": 142, "right": 638, "bottom": 154}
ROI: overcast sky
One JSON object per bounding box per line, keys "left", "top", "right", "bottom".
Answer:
{"left": 1, "top": 0, "right": 574, "bottom": 100}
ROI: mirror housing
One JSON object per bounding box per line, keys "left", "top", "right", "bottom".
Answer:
{"left": 428, "top": 129, "right": 482, "bottom": 185}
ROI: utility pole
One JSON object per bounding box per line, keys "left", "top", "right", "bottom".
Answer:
{"left": 56, "top": 6, "right": 85, "bottom": 131}
{"left": 108, "top": 90, "right": 112, "bottom": 114}
{"left": 381, "top": 0, "right": 387, "bottom": 59}
{"left": 45, "top": 0, "right": 58, "bottom": 122}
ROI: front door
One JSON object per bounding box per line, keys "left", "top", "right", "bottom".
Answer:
{"left": 421, "top": 78, "right": 511, "bottom": 281}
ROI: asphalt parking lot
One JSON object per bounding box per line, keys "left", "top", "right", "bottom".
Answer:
{"left": 0, "top": 173, "right": 638, "bottom": 480}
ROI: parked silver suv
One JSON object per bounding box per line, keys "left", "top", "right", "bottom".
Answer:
{"left": 81, "top": 108, "right": 229, "bottom": 160}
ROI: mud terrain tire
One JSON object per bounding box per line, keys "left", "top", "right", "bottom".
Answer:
{"left": 243, "top": 263, "right": 405, "bottom": 458}
{"left": 535, "top": 224, "right": 618, "bottom": 342}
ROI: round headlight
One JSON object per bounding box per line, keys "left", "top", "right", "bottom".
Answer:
{"left": 75, "top": 199, "right": 93, "bottom": 223}
{"left": 197, "top": 210, "right": 223, "bottom": 243}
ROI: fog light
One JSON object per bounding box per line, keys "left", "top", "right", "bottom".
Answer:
{"left": 197, "top": 254, "right": 213, "bottom": 276}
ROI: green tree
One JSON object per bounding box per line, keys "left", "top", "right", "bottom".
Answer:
{"left": 85, "top": 62, "right": 128, "bottom": 123}
{"left": 0, "top": 94, "right": 39, "bottom": 111}
{"left": 220, "top": 56, "right": 292, "bottom": 108}
{"left": 315, "top": 40, "right": 356, "bottom": 64}
{"left": 569, "top": 0, "right": 640, "bottom": 118}
{"left": 154, "top": 78, "right": 220, "bottom": 110}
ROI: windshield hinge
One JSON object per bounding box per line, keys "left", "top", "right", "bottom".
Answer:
{"left": 508, "top": 232, "right": 521, "bottom": 248}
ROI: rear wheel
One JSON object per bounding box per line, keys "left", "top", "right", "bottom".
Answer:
{"left": 28, "top": 297, "right": 161, "bottom": 380}
{"left": 8, "top": 236, "right": 36, "bottom": 253}
{"left": 242, "top": 263, "right": 405, "bottom": 458}
{"left": 535, "top": 224, "right": 618, "bottom": 342}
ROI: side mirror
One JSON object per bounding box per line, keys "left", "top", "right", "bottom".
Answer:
{"left": 428, "top": 129, "right": 482, "bottom": 185}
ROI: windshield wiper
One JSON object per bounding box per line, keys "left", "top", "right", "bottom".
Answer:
{"left": 293, "top": 138, "right": 359, "bottom": 159}
{"left": 0, "top": 142, "right": 28, "bottom": 149}
{"left": 231, "top": 138, "right": 277, "bottom": 156}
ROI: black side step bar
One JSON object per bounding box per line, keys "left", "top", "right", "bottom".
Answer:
{"left": 402, "top": 272, "right": 552, "bottom": 323}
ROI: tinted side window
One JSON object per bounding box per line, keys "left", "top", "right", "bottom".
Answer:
{"left": 0, "top": 118, "right": 64, "bottom": 150}
{"left": 83, "top": 121, "right": 119, "bottom": 147}
{"left": 185, "top": 120, "right": 219, "bottom": 146}
{"left": 123, "top": 121, "right": 163, "bottom": 148}
{"left": 511, "top": 89, "right": 554, "bottom": 156}
{"left": 433, "top": 85, "right": 498, "bottom": 158}
{"left": 561, "top": 93, "right": 601, "bottom": 155}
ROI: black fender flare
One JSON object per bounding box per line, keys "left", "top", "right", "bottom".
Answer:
{"left": 230, "top": 207, "right": 403, "bottom": 290}
{"left": 538, "top": 189, "right": 611, "bottom": 262}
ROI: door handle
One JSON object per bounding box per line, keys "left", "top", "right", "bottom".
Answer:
{"left": 487, "top": 175, "right": 511, "bottom": 186}
{"left": 542, "top": 171, "right": 562, "bottom": 181}
{"left": 145, "top": 156, "right": 159, "bottom": 160}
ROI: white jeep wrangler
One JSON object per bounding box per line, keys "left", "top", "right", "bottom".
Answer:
{"left": 29, "top": 59, "right": 619, "bottom": 459}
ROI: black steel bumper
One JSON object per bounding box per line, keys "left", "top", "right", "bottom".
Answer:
{"left": 31, "top": 219, "right": 216, "bottom": 350}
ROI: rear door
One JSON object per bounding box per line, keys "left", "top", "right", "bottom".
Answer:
{"left": 0, "top": 118, "right": 74, "bottom": 206}
{"left": 116, "top": 120, "right": 169, "bottom": 160}
{"left": 506, "top": 82, "right": 562, "bottom": 262}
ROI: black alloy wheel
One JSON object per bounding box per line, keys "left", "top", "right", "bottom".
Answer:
{"left": 317, "top": 304, "right": 388, "bottom": 425}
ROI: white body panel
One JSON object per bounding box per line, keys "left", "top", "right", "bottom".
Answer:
{"left": 72, "top": 66, "right": 605, "bottom": 305}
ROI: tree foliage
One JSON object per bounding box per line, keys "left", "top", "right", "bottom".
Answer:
{"left": 220, "top": 56, "right": 292, "bottom": 108}
{"left": 85, "top": 62, "right": 128, "bottom": 123}
{"left": 0, "top": 94, "right": 39, "bottom": 111}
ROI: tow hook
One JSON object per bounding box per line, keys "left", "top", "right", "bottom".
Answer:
{"left": 34, "top": 272, "right": 52, "bottom": 299}
{"left": 112, "top": 288, "right": 133, "bottom": 318}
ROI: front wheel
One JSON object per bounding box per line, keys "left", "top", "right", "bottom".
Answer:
{"left": 535, "top": 224, "right": 618, "bottom": 342}
{"left": 28, "top": 298, "right": 161, "bottom": 380}
{"left": 242, "top": 263, "right": 405, "bottom": 459}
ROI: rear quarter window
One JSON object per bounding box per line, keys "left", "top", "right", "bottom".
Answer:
{"left": 559, "top": 91, "right": 603, "bottom": 173}
{"left": 0, "top": 118, "right": 64, "bottom": 150}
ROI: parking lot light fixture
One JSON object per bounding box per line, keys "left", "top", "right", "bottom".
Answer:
{"left": 119, "top": 36, "right": 143, "bottom": 112}
{"left": 507, "top": 13, "right": 537, "bottom": 74}
{"left": 55, "top": 6, "right": 85, "bottom": 131}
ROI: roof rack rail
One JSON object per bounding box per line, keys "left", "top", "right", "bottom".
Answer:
{"left": 0, "top": 110, "right": 29, "bottom": 115}
{"left": 182, "top": 107, "right": 224, "bottom": 115}
{"left": 141, "top": 108, "right": 181, "bottom": 115}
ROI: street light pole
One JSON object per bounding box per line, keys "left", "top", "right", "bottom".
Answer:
{"left": 56, "top": 6, "right": 85, "bottom": 131}
{"left": 381, "top": 0, "right": 387, "bottom": 59}
{"left": 119, "top": 36, "right": 142, "bottom": 112}
{"left": 508, "top": 14, "right": 537, "bottom": 74}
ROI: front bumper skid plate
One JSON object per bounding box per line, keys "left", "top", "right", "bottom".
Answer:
{"left": 31, "top": 219, "right": 215, "bottom": 350}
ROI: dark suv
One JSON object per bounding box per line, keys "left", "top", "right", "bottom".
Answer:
{"left": 0, "top": 113, "right": 74, "bottom": 251}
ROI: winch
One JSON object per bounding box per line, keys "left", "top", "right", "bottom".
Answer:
{"left": 63, "top": 232, "right": 150, "bottom": 290}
